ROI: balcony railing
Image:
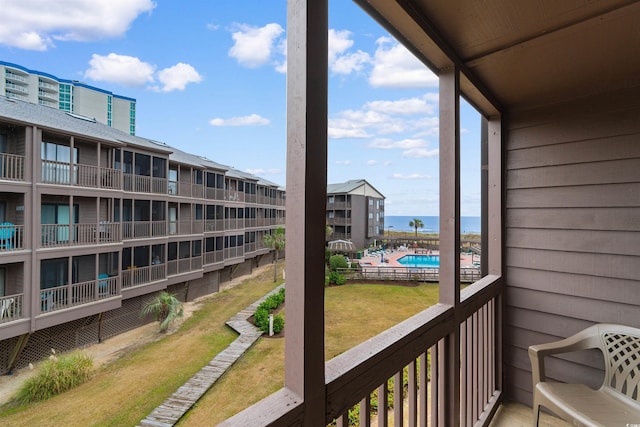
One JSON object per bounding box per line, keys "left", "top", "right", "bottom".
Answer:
{"left": 0, "top": 224, "right": 24, "bottom": 251}
{"left": 224, "top": 218, "right": 245, "bottom": 230}
{"left": 204, "top": 250, "right": 224, "bottom": 265}
{"left": 5, "top": 82, "right": 28, "bottom": 93}
{"left": 0, "top": 294, "right": 24, "bottom": 324}
{"left": 222, "top": 276, "right": 503, "bottom": 426}
{"left": 328, "top": 217, "right": 351, "bottom": 226}
{"left": 225, "top": 190, "right": 244, "bottom": 202}
{"left": 340, "top": 267, "right": 483, "bottom": 283}
{"left": 224, "top": 247, "right": 244, "bottom": 259}
{"left": 5, "top": 71, "right": 27, "bottom": 83}
{"left": 121, "top": 264, "right": 166, "bottom": 289}
{"left": 167, "top": 256, "right": 202, "bottom": 276}
{"left": 328, "top": 201, "right": 351, "bottom": 210}
{"left": 40, "top": 276, "right": 119, "bottom": 313}
{"left": 41, "top": 223, "right": 121, "bottom": 247}
{"left": 204, "top": 219, "right": 224, "bottom": 232}
{"left": 205, "top": 187, "right": 225, "bottom": 201}
{"left": 122, "top": 221, "right": 166, "bottom": 239}
{"left": 123, "top": 174, "right": 168, "bottom": 194}
{"left": 41, "top": 160, "right": 121, "bottom": 189}
{"left": 0, "top": 153, "right": 24, "bottom": 181}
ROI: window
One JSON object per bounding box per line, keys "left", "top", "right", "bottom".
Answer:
{"left": 41, "top": 141, "right": 78, "bottom": 184}
{"left": 368, "top": 213, "right": 373, "bottom": 219}
{"left": 123, "top": 151, "right": 133, "bottom": 174}
{"left": 41, "top": 258, "right": 68, "bottom": 289}
{"left": 152, "top": 244, "right": 164, "bottom": 264}
{"left": 194, "top": 170, "right": 203, "bottom": 185}
{"left": 169, "top": 168, "right": 178, "bottom": 194}
{"left": 328, "top": 211, "right": 334, "bottom": 219}
{"left": 192, "top": 240, "right": 202, "bottom": 257}
{"left": 369, "top": 199, "right": 373, "bottom": 206}
{"left": 0, "top": 269, "right": 4, "bottom": 296}
{"left": 107, "top": 95, "right": 112, "bottom": 127}
{"left": 41, "top": 203, "right": 78, "bottom": 243}
{"left": 153, "top": 157, "right": 166, "bottom": 178}
{"left": 328, "top": 196, "right": 334, "bottom": 204}
{"left": 135, "top": 153, "right": 150, "bottom": 176}
{"left": 195, "top": 204, "right": 203, "bottom": 220}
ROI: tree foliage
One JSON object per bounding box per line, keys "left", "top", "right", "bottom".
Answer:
{"left": 141, "top": 291, "right": 184, "bottom": 332}
{"left": 263, "top": 227, "right": 285, "bottom": 282}
{"left": 409, "top": 218, "right": 424, "bottom": 237}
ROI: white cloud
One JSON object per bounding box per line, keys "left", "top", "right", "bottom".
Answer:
{"left": 384, "top": 161, "right": 393, "bottom": 166}
{"left": 0, "top": 0, "right": 155, "bottom": 51}
{"left": 209, "top": 114, "right": 270, "bottom": 127}
{"left": 335, "top": 160, "right": 352, "bottom": 166}
{"left": 366, "top": 160, "right": 378, "bottom": 166}
{"left": 402, "top": 148, "right": 440, "bottom": 158}
{"left": 85, "top": 53, "right": 155, "bottom": 86}
{"left": 392, "top": 173, "right": 433, "bottom": 180}
{"left": 206, "top": 23, "right": 220, "bottom": 31}
{"left": 364, "top": 95, "right": 436, "bottom": 115}
{"left": 228, "top": 23, "right": 284, "bottom": 68}
{"left": 328, "top": 127, "right": 370, "bottom": 139}
{"left": 328, "top": 29, "right": 370, "bottom": 75}
{"left": 155, "top": 63, "right": 203, "bottom": 92}
{"left": 245, "top": 168, "right": 281, "bottom": 175}
{"left": 369, "top": 138, "right": 426, "bottom": 150}
{"left": 369, "top": 37, "right": 438, "bottom": 89}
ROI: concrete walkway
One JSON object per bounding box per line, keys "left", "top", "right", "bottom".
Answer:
{"left": 138, "top": 284, "right": 285, "bottom": 427}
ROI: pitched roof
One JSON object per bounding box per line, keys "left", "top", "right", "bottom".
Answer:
{"left": 327, "top": 179, "right": 384, "bottom": 198}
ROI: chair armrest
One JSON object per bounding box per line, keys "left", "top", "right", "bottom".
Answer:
{"left": 529, "top": 325, "right": 602, "bottom": 385}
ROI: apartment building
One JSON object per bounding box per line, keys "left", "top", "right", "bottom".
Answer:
{"left": 326, "top": 179, "right": 384, "bottom": 248}
{"left": 1, "top": 61, "right": 136, "bottom": 135}
{"left": 0, "top": 96, "right": 285, "bottom": 373}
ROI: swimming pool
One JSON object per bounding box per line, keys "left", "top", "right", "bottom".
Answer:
{"left": 397, "top": 254, "right": 440, "bottom": 268}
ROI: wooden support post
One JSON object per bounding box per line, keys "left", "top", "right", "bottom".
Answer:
{"left": 285, "top": 0, "right": 328, "bottom": 424}
{"left": 438, "top": 67, "right": 461, "bottom": 426}
{"left": 7, "top": 333, "right": 31, "bottom": 373}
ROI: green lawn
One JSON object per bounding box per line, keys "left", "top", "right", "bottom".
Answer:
{"left": 0, "top": 267, "right": 438, "bottom": 427}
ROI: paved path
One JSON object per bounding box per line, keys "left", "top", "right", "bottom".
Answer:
{"left": 138, "top": 284, "right": 285, "bottom": 427}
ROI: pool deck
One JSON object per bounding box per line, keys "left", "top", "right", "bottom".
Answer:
{"left": 360, "top": 248, "right": 477, "bottom": 268}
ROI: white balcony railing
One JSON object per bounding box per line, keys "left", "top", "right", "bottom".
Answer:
{"left": 0, "top": 294, "right": 24, "bottom": 324}
{"left": 122, "top": 264, "right": 166, "bottom": 289}
{"left": 40, "top": 276, "right": 119, "bottom": 313}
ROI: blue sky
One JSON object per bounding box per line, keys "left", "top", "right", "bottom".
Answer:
{"left": 0, "top": 0, "right": 482, "bottom": 216}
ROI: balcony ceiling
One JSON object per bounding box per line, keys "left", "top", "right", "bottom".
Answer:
{"left": 355, "top": 0, "right": 640, "bottom": 114}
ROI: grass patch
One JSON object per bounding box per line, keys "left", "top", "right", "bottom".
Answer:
{"left": 180, "top": 282, "right": 439, "bottom": 425}
{"left": 13, "top": 350, "right": 93, "bottom": 404}
{"left": 0, "top": 266, "right": 283, "bottom": 427}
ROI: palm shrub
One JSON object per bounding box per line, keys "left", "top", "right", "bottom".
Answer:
{"left": 14, "top": 349, "right": 93, "bottom": 404}
{"left": 141, "top": 291, "right": 184, "bottom": 332}
{"left": 263, "top": 227, "right": 285, "bottom": 282}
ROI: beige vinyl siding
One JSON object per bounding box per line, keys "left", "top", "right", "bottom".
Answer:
{"left": 504, "top": 86, "right": 640, "bottom": 406}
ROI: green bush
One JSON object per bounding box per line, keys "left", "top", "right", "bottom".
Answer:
{"left": 349, "top": 262, "right": 359, "bottom": 269}
{"left": 253, "top": 288, "right": 285, "bottom": 333}
{"left": 14, "top": 350, "right": 93, "bottom": 404}
{"left": 272, "top": 314, "right": 285, "bottom": 334}
{"left": 328, "top": 271, "right": 346, "bottom": 285}
{"left": 329, "top": 255, "right": 348, "bottom": 271}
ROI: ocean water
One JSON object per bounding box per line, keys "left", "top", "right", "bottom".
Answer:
{"left": 385, "top": 216, "right": 481, "bottom": 234}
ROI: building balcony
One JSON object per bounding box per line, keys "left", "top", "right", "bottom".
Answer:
{"left": 4, "top": 71, "right": 27, "bottom": 83}
{"left": 222, "top": 276, "right": 503, "bottom": 425}
{"left": 0, "top": 223, "right": 24, "bottom": 251}
{"left": 167, "top": 256, "right": 202, "bottom": 276}
{"left": 328, "top": 217, "right": 351, "bottom": 226}
{"left": 223, "top": 246, "right": 244, "bottom": 261}
{"left": 123, "top": 173, "right": 167, "bottom": 194}
{"left": 0, "top": 153, "right": 25, "bottom": 181}
{"left": 0, "top": 293, "right": 24, "bottom": 324}
{"left": 203, "top": 250, "right": 224, "bottom": 265}
{"left": 41, "top": 223, "right": 120, "bottom": 248}
{"left": 40, "top": 275, "right": 119, "bottom": 314}
{"left": 122, "top": 221, "right": 165, "bottom": 239}
{"left": 168, "top": 220, "right": 203, "bottom": 235}
{"left": 38, "top": 80, "right": 57, "bottom": 91}
{"left": 225, "top": 190, "right": 244, "bottom": 202}
{"left": 5, "top": 82, "right": 28, "bottom": 94}
{"left": 121, "top": 264, "right": 166, "bottom": 289}
{"left": 224, "top": 218, "right": 245, "bottom": 231}
{"left": 5, "top": 92, "right": 27, "bottom": 101}
{"left": 204, "top": 187, "right": 225, "bottom": 201}
{"left": 328, "top": 201, "right": 351, "bottom": 210}
{"left": 38, "top": 90, "right": 57, "bottom": 101}
{"left": 204, "top": 219, "right": 224, "bottom": 233}
{"left": 41, "top": 160, "right": 122, "bottom": 189}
